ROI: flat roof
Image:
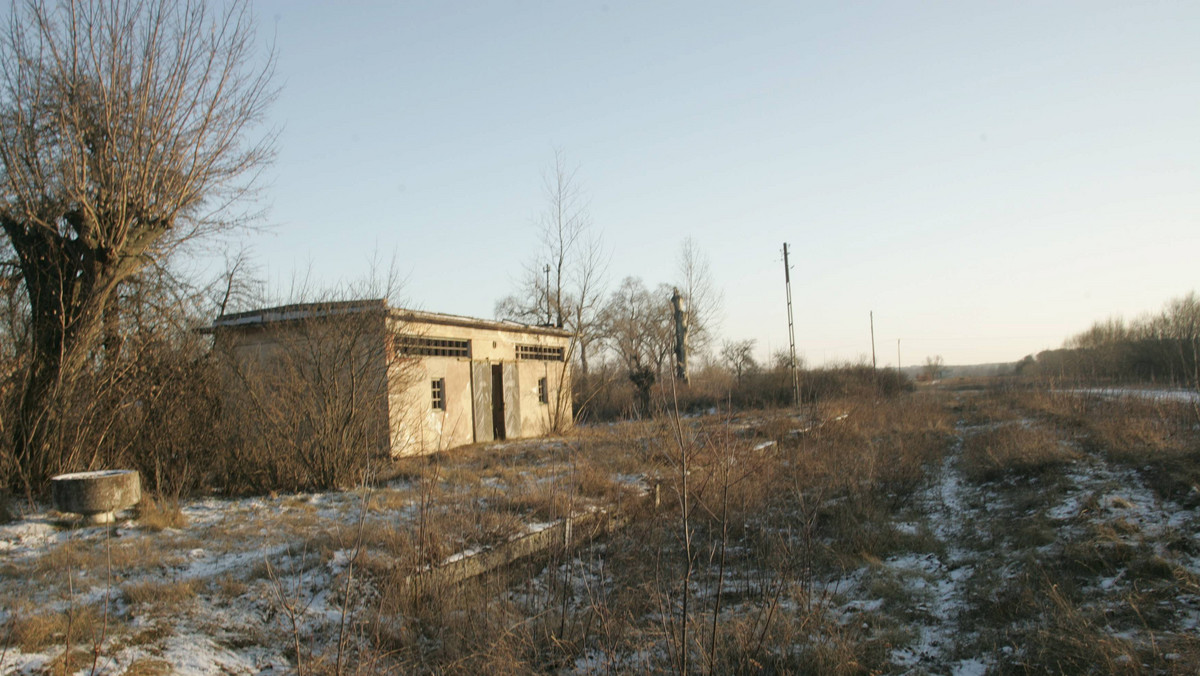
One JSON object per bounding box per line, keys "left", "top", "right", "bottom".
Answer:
{"left": 212, "top": 299, "right": 571, "bottom": 338}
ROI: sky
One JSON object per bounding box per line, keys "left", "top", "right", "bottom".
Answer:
{"left": 230, "top": 0, "right": 1200, "bottom": 367}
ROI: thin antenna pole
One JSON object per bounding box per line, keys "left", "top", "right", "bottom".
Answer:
{"left": 783, "top": 243, "right": 800, "bottom": 407}
{"left": 870, "top": 311, "right": 878, "bottom": 395}
{"left": 544, "top": 264, "right": 551, "bottom": 325}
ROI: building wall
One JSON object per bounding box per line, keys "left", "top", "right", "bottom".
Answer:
{"left": 387, "top": 357, "right": 475, "bottom": 454}
{"left": 385, "top": 315, "right": 572, "bottom": 453}
{"left": 213, "top": 311, "right": 393, "bottom": 454}
{"left": 212, "top": 306, "right": 573, "bottom": 459}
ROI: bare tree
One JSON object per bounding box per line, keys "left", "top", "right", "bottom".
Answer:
{"left": 923, "top": 355, "right": 946, "bottom": 381}
{"left": 676, "top": 237, "right": 722, "bottom": 355}
{"left": 0, "top": 0, "right": 275, "bottom": 491}
{"left": 495, "top": 149, "right": 608, "bottom": 375}
{"left": 720, "top": 339, "right": 758, "bottom": 386}
{"left": 599, "top": 277, "right": 674, "bottom": 415}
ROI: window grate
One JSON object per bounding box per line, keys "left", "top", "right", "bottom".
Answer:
{"left": 431, "top": 378, "right": 445, "bottom": 410}
{"left": 396, "top": 335, "right": 470, "bottom": 358}
{"left": 538, "top": 377, "right": 548, "bottom": 404}
{"left": 516, "top": 344, "right": 564, "bottom": 362}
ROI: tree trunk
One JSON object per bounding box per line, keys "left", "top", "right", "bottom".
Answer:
{"left": 7, "top": 226, "right": 119, "bottom": 495}
{"left": 630, "top": 366, "right": 655, "bottom": 418}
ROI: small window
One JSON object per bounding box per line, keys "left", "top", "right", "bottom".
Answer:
{"left": 431, "top": 378, "right": 445, "bottom": 410}
{"left": 538, "top": 377, "right": 548, "bottom": 404}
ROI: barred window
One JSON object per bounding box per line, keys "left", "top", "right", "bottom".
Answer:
{"left": 431, "top": 378, "right": 445, "bottom": 410}
{"left": 538, "top": 377, "right": 548, "bottom": 404}
{"left": 396, "top": 335, "right": 470, "bottom": 358}
{"left": 516, "top": 344, "right": 564, "bottom": 361}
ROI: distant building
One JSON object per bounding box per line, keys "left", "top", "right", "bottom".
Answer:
{"left": 211, "top": 300, "right": 572, "bottom": 455}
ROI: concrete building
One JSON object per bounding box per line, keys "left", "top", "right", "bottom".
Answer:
{"left": 212, "top": 300, "right": 572, "bottom": 455}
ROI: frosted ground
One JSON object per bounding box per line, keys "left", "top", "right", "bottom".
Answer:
{"left": 2, "top": 391, "right": 1199, "bottom": 673}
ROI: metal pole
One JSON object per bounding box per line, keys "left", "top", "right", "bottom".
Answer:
{"left": 544, "top": 264, "right": 551, "bottom": 325}
{"left": 783, "top": 243, "right": 800, "bottom": 407}
{"left": 871, "top": 311, "right": 878, "bottom": 396}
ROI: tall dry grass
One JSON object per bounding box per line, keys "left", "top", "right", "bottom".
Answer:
{"left": 959, "top": 423, "right": 1081, "bottom": 483}
{"left": 1022, "top": 390, "right": 1200, "bottom": 505}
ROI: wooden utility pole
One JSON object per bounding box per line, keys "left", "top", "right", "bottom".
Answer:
{"left": 870, "top": 311, "right": 877, "bottom": 373}
{"left": 783, "top": 243, "right": 800, "bottom": 407}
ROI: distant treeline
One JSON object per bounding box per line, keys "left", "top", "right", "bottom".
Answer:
{"left": 1017, "top": 292, "right": 1200, "bottom": 385}
{"left": 577, "top": 361, "right": 911, "bottom": 422}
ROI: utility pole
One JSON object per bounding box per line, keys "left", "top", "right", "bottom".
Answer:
{"left": 783, "top": 243, "right": 800, "bottom": 407}
{"left": 897, "top": 339, "right": 902, "bottom": 383}
{"left": 870, "top": 311, "right": 877, "bottom": 373}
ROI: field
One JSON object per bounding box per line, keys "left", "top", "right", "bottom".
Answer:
{"left": 2, "top": 386, "right": 1199, "bottom": 674}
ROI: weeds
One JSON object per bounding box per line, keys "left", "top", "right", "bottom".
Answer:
{"left": 3, "top": 386, "right": 1198, "bottom": 674}
{"left": 960, "top": 422, "right": 1080, "bottom": 483}
{"left": 134, "top": 493, "right": 188, "bottom": 531}
{"left": 123, "top": 579, "right": 199, "bottom": 607}
{"left": 5, "top": 606, "right": 101, "bottom": 652}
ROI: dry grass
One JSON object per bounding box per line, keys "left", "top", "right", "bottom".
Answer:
{"left": 1016, "top": 581, "right": 1142, "bottom": 675}
{"left": 365, "top": 487, "right": 414, "bottom": 512}
{"left": 121, "top": 657, "right": 174, "bottom": 676}
{"left": 107, "top": 622, "right": 174, "bottom": 653}
{"left": 7, "top": 386, "right": 1195, "bottom": 673}
{"left": 960, "top": 422, "right": 1081, "bottom": 483}
{"left": 1024, "top": 391, "right": 1200, "bottom": 505}
{"left": 212, "top": 573, "right": 248, "bottom": 599}
{"left": 5, "top": 605, "right": 102, "bottom": 652}
{"left": 122, "top": 578, "right": 199, "bottom": 607}
{"left": 134, "top": 494, "right": 188, "bottom": 531}
{"left": 41, "top": 647, "right": 95, "bottom": 674}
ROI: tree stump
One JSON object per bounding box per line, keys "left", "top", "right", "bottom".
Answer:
{"left": 51, "top": 470, "right": 141, "bottom": 525}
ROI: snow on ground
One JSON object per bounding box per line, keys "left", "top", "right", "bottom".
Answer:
{"left": 1063, "top": 387, "right": 1200, "bottom": 403}
{"left": 878, "top": 431, "right": 988, "bottom": 674}
{"left": 4, "top": 400, "right": 1196, "bottom": 673}
{"left": 0, "top": 434, "right": 646, "bottom": 675}
{"left": 836, "top": 400, "right": 1200, "bottom": 673}
{"left": 0, "top": 491, "right": 361, "bottom": 674}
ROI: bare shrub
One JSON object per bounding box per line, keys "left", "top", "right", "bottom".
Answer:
{"left": 214, "top": 297, "right": 419, "bottom": 494}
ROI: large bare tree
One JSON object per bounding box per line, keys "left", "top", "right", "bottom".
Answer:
{"left": 0, "top": 0, "right": 275, "bottom": 491}
{"left": 495, "top": 150, "right": 608, "bottom": 376}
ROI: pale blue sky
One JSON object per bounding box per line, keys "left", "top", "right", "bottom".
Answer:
{"left": 238, "top": 1, "right": 1200, "bottom": 366}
